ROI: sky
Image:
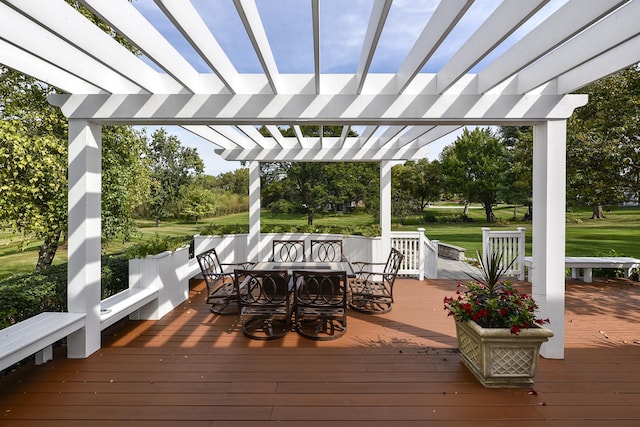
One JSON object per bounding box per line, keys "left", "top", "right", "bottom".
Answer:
{"left": 131, "top": 0, "right": 568, "bottom": 176}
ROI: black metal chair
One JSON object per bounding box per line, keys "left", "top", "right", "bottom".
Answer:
{"left": 234, "top": 269, "right": 292, "bottom": 340}
{"left": 310, "top": 239, "right": 346, "bottom": 262}
{"left": 293, "top": 269, "right": 348, "bottom": 340}
{"left": 271, "top": 239, "right": 306, "bottom": 262}
{"left": 349, "top": 248, "right": 404, "bottom": 314}
{"left": 196, "top": 248, "right": 254, "bottom": 315}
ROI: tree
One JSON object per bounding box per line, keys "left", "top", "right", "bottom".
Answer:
{"left": 101, "top": 126, "right": 151, "bottom": 242}
{"left": 567, "top": 66, "right": 640, "bottom": 219}
{"left": 146, "top": 128, "right": 205, "bottom": 226}
{"left": 440, "top": 127, "right": 511, "bottom": 222}
{"left": 499, "top": 126, "right": 533, "bottom": 219}
{"left": 0, "top": 120, "right": 67, "bottom": 270}
{"left": 258, "top": 126, "right": 378, "bottom": 225}
{"left": 393, "top": 159, "right": 443, "bottom": 212}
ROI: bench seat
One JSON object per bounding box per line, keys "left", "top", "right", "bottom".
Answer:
{"left": 0, "top": 312, "right": 86, "bottom": 371}
{"left": 100, "top": 287, "right": 159, "bottom": 330}
{"left": 524, "top": 256, "right": 640, "bottom": 283}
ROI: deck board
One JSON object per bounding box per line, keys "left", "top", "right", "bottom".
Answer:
{"left": 1, "top": 276, "right": 640, "bottom": 426}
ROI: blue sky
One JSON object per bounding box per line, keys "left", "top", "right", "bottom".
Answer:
{"left": 132, "top": 0, "right": 568, "bottom": 175}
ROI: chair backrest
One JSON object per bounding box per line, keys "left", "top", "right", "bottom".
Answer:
{"left": 271, "top": 240, "right": 306, "bottom": 262}
{"left": 234, "top": 269, "right": 290, "bottom": 307}
{"left": 384, "top": 248, "right": 404, "bottom": 283}
{"left": 196, "top": 248, "right": 222, "bottom": 280}
{"left": 310, "top": 240, "right": 344, "bottom": 262}
{"left": 293, "top": 270, "right": 347, "bottom": 308}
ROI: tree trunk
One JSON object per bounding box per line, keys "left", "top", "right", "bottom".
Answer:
{"left": 307, "top": 209, "right": 314, "bottom": 225}
{"left": 36, "top": 231, "right": 61, "bottom": 271}
{"left": 155, "top": 217, "right": 160, "bottom": 227}
{"left": 513, "top": 204, "right": 518, "bottom": 219}
{"left": 463, "top": 202, "right": 469, "bottom": 216}
{"left": 591, "top": 205, "right": 606, "bottom": 219}
{"left": 484, "top": 203, "right": 494, "bottom": 223}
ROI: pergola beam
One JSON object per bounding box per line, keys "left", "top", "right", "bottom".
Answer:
{"left": 51, "top": 92, "right": 588, "bottom": 124}
{"left": 517, "top": 0, "right": 640, "bottom": 94}
{"left": 154, "top": 0, "right": 241, "bottom": 94}
{"left": 396, "top": 0, "right": 472, "bottom": 94}
{"left": 355, "top": 0, "right": 392, "bottom": 94}
{"left": 437, "top": 0, "right": 549, "bottom": 94}
{"left": 80, "top": 0, "right": 214, "bottom": 93}
{"left": 477, "top": 0, "right": 630, "bottom": 93}
{"left": 233, "top": 0, "right": 281, "bottom": 94}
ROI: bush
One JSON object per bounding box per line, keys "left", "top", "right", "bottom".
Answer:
{"left": 124, "top": 234, "right": 193, "bottom": 259}
{"left": 0, "top": 254, "right": 131, "bottom": 329}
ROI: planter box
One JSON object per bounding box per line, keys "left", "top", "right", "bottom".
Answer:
{"left": 455, "top": 320, "right": 553, "bottom": 388}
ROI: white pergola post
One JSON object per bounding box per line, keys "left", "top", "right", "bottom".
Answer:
{"left": 532, "top": 120, "right": 567, "bottom": 359}
{"left": 380, "top": 160, "right": 392, "bottom": 261}
{"left": 66, "top": 119, "right": 102, "bottom": 358}
{"left": 248, "top": 161, "right": 261, "bottom": 262}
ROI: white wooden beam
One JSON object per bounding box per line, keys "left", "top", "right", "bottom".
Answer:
{"left": 517, "top": 0, "right": 640, "bottom": 94}
{"left": 0, "top": 40, "right": 102, "bottom": 94}
{"left": 237, "top": 125, "right": 276, "bottom": 149}
{"left": 0, "top": 2, "right": 145, "bottom": 94}
{"left": 52, "top": 93, "right": 589, "bottom": 124}
{"left": 339, "top": 125, "right": 351, "bottom": 147}
{"left": 396, "top": 0, "right": 472, "bottom": 93}
{"left": 532, "top": 120, "right": 567, "bottom": 359}
{"left": 215, "top": 143, "right": 445, "bottom": 163}
{"left": 395, "top": 125, "right": 435, "bottom": 147}
{"left": 66, "top": 120, "right": 102, "bottom": 359}
{"left": 557, "top": 35, "right": 640, "bottom": 94}
{"left": 181, "top": 125, "right": 240, "bottom": 150}
{"left": 376, "top": 125, "right": 406, "bottom": 146}
{"left": 234, "top": 0, "right": 281, "bottom": 93}
{"left": 155, "top": 0, "right": 241, "bottom": 93}
{"left": 312, "top": 0, "right": 320, "bottom": 94}
{"left": 437, "top": 0, "right": 549, "bottom": 94}
{"left": 80, "top": 0, "right": 213, "bottom": 93}
{"left": 477, "top": 0, "right": 630, "bottom": 93}
{"left": 355, "top": 0, "right": 392, "bottom": 94}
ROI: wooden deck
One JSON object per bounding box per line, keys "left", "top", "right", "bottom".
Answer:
{"left": 2, "top": 276, "right": 640, "bottom": 426}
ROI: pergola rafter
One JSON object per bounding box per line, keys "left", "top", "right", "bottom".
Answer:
{"left": 3, "top": 0, "right": 640, "bottom": 361}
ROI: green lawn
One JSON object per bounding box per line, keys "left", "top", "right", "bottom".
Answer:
{"left": 2, "top": 205, "right": 640, "bottom": 279}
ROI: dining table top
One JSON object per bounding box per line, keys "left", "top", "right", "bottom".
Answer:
{"left": 252, "top": 261, "right": 355, "bottom": 277}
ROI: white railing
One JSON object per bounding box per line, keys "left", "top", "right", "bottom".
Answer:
{"left": 390, "top": 228, "right": 438, "bottom": 280}
{"left": 193, "top": 230, "right": 438, "bottom": 280}
{"left": 481, "top": 227, "right": 526, "bottom": 280}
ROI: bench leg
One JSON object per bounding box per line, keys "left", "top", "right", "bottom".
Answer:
{"left": 624, "top": 267, "right": 632, "bottom": 279}
{"left": 571, "top": 267, "right": 579, "bottom": 279}
{"left": 35, "top": 345, "right": 53, "bottom": 365}
{"left": 583, "top": 268, "right": 593, "bottom": 283}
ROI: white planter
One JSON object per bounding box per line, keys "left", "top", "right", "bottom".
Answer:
{"left": 455, "top": 320, "right": 554, "bottom": 388}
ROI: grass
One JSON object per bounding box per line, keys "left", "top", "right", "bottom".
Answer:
{"left": 2, "top": 205, "right": 640, "bottom": 279}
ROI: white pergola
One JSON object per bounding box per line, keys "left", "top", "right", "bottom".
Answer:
{"left": 2, "top": 0, "right": 640, "bottom": 360}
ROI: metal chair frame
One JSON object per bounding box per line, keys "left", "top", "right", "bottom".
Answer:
{"left": 196, "top": 248, "right": 254, "bottom": 315}
{"left": 349, "top": 248, "right": 404, "bottom": 314}
{"left": 293, "top": 270, "right": 348, "bottom": 340}
{"left": 271, "top": 239, "right": 306, "bottom": 262}
{"left": 310, "top": 239, "right": 346, "bottom": 262}
{"left": 234, "top": 269, "right": 292, "bottom": 340}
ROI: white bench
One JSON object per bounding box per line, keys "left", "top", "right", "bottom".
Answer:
{"left": 100, "top": 287, "right": 159, "bottom": 330}
{"left": 524, "top": 256, "right": 640, "bottom": 283}
{"left": 0, "top": 312, "right": 86, "bottom": 371}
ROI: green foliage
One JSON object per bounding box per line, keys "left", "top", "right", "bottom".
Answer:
{"left": 124, "top": 234, "right": 193, "bottom": 259}
{"left": 146, "top": 128, "right": 205, "bottom": 224}
{"left": 440, "top": 127, "right": 511, "bottom": 222}
{"left": 567, "top": 66, "right": 640, "bottom": 210}
{"left": 0, "top": 255, "right": 129, "bottom": 329}
{"left": 392, "top": 159, "right": 443, "bottom": 214}
{"left": 198, "top": 222, "right": 381, "bottom": 237}
{"left": 444, "top": 251, "right": 549, "bottom": 334}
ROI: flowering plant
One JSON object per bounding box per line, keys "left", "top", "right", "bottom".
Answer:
{"left": 443, "top": 251, "right": 549, "bottom": 334}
